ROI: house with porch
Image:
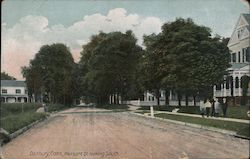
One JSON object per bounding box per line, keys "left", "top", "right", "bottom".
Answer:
{"left": 1, "top": 80, "right": 29, "bottom": 103}
{"left": 213, "top": 13, "right": 250, "bottom": 105}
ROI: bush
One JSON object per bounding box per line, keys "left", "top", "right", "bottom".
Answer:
{"left": 47, "top": 103, "right": 69, "bottom": 112}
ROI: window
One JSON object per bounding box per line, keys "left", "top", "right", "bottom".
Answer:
{"left": 2, "top": 89, "right": 7, "bottom": 94}
{"left": 16, "top": 89, "right": 21, "bottom": 94}
{"left": 235, "top": 77, "right": 239, "bottom": 88}
{"left": 242, "top": 48, "right": 246, "bottom": 63}
{"left": 246, "top": 47, "right": 250, "bottom": 62}
{"left": 216, "top": 84, "right": 221, "bottom": 90}
{"left": 238, "top": 52, "right": 241, "bottom": 63}
{"left": 232, "top": 53, "right": 236, "bottom": 62}
{"left": 237, "top": 30, "right": 241, "bottom": 39}
{"left": 237, "top": 28, "right": 244, "bottom": 39}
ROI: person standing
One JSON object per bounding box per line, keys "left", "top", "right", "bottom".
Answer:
{"left": 204, "top": 99, "right": 212, "bottom": 117}
{"left": 222, "top": 97, "right": 228, "bottom": 117}
{"left": 214, "top": 98, "right": 220, "bottom": 117}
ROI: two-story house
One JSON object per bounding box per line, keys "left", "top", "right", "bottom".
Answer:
{"left": 1, "top": 80, "right": 29, "bottom": 103}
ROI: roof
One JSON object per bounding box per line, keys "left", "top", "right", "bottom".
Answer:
{"left": 1, "top": 80, "right": 26, "bottom": 87}
{"left": 229, "top": 63, "right": 249, "bottom": 69}
{"left": 242, "top": 13, "right": 250, "bottom": 25}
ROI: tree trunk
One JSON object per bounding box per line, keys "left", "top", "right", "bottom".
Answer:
{"left": 193, "top": 95, "right": 196, "bottom": 106}
{"left": 185, "top": 94, "right": 188, "bottom": 106}
{"left": 64, "top": 94, "right": 66, "bottom": 105}
{"left": 157, "top": 96, "right": 160, "bottom": 106}
{"left": 156, "top": 90, "right": 160, "bottom": 106}
{"left": 165, "top": 90, "right": 169, "bottom": 106}
{"left": 178, "top": 93, "right": 182, "bottom": 107}
{"left": 114, "top": 94, "right": 117, "bottom": 105}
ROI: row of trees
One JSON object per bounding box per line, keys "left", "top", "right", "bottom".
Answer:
{"left": 22, "top": 18, "right": 237, "bottom": 106}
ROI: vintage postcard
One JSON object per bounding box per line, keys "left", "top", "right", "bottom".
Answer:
{"left": 1, "top": 0, "right": 250, "bottom": 159}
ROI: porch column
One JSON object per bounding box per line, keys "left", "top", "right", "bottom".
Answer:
{"left": 223, "top": 81, "right": 227, "bottom": 96}
{"left": 169, "top": 90, "right": 172, "bottom": 100}
{"left": 239, "top": 73, "right": 242, "bottom": 96}
{"left": 239, "top": 79, "right": 241, "bottom": 96}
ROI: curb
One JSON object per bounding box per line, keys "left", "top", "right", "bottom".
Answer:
{"left": 130, "top": 112, "right": 238, "bottom": 137}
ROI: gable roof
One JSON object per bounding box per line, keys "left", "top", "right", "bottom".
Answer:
{"left": 1, "top": 80, "right": 26, "bottom": 87}
{"left": 227, "top": 13, "right": 250, "bottom": 47}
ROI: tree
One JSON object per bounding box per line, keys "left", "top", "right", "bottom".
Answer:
{"left": 140, "top": 34, "right": 166, "bottom": 106}
{"left": 22, "top": 43, "right": 75, "bottom": 104}
{"left": 80, "top": 31, "right": 142, "bottom": 105}
{"left": 1, "top": 72, "right": 16, "bottom": 80}
{"left": 143, "top": 18, "right": 230, "bottom": 106}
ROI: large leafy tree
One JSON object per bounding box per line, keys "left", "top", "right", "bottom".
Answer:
{"left": 143, "top": 18, "right": 230, "bottom": 106}
{"left": 22, "top": 43, "right": 75, "bottom": 104}
{"left": 140, "top": 34, "right": 166, "bottom": 106}
{"left": 1, "top": 72, "right": 16, "bottom": 80}
{"left": 80, "top": 31, "right": 142, "bottom": 104}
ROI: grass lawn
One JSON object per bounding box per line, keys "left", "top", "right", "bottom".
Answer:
{"left": 177, "top": 105, "right": 250, "bottom": 120}
{"left": 225, "top": 106, "right": 249, "bottom": 120}
{"left": 0, "top": 103, "right": 70, "bottom": 134}
{"left": 155, "top": 113, "right": 250, "bottom": 138}
{"left": 1, "top": 112, "right": 46, "bottom": 134}
{"left": 96, "top": 104, "right": 129, "bottom": 110}
{"left": 1, "top": 103, "right": 47, "bottom": 134}
{"left": 138, "top": 105, "right": 249, "bottom": 120}
{"left": 1, "top": 103, "right": 42, "bottom": 118}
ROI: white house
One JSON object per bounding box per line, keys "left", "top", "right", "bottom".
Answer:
{"left": 1, "top": 80, "right": 29, "bottom": 103}
{"left": 213, "top": 13, "right": 250, "bottom": 104}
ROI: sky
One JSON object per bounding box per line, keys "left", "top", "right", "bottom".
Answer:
{"left": 1, "top": 0, "right": 249, "bottom": 80}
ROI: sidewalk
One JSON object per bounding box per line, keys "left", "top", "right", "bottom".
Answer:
{"left": 137, "top": 110, "right": 249, "bottom": 124}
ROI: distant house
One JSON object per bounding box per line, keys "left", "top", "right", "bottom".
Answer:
{"left": 1, "top": 80, "right": 29, "bottom": 103}
{"left": 213, "top": 13, "right": 250, "bottom": 104}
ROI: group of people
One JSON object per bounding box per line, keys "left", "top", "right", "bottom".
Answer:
{"left": 200, "top": 97, "right": 228, "bottom": 118}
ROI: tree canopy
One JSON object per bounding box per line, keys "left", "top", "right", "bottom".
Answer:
{"left": 22, "top": 43, "right": 75, "bottom": 104}
{"left": 1, "top": 72, "right": 16, "bottom": 80}
{"left": 79, "top": 31, "right": 143, "bottom": 104}
{"left": 142, "top": 18, "right": 230, "bottom": 106}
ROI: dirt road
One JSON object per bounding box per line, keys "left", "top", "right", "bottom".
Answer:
{"left": 1, "top": 107, "right": 249, "bottom": 159}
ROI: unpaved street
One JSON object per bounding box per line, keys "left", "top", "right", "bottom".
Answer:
{"left": 1, "top": 107, "right": 249, "bottom": 159}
